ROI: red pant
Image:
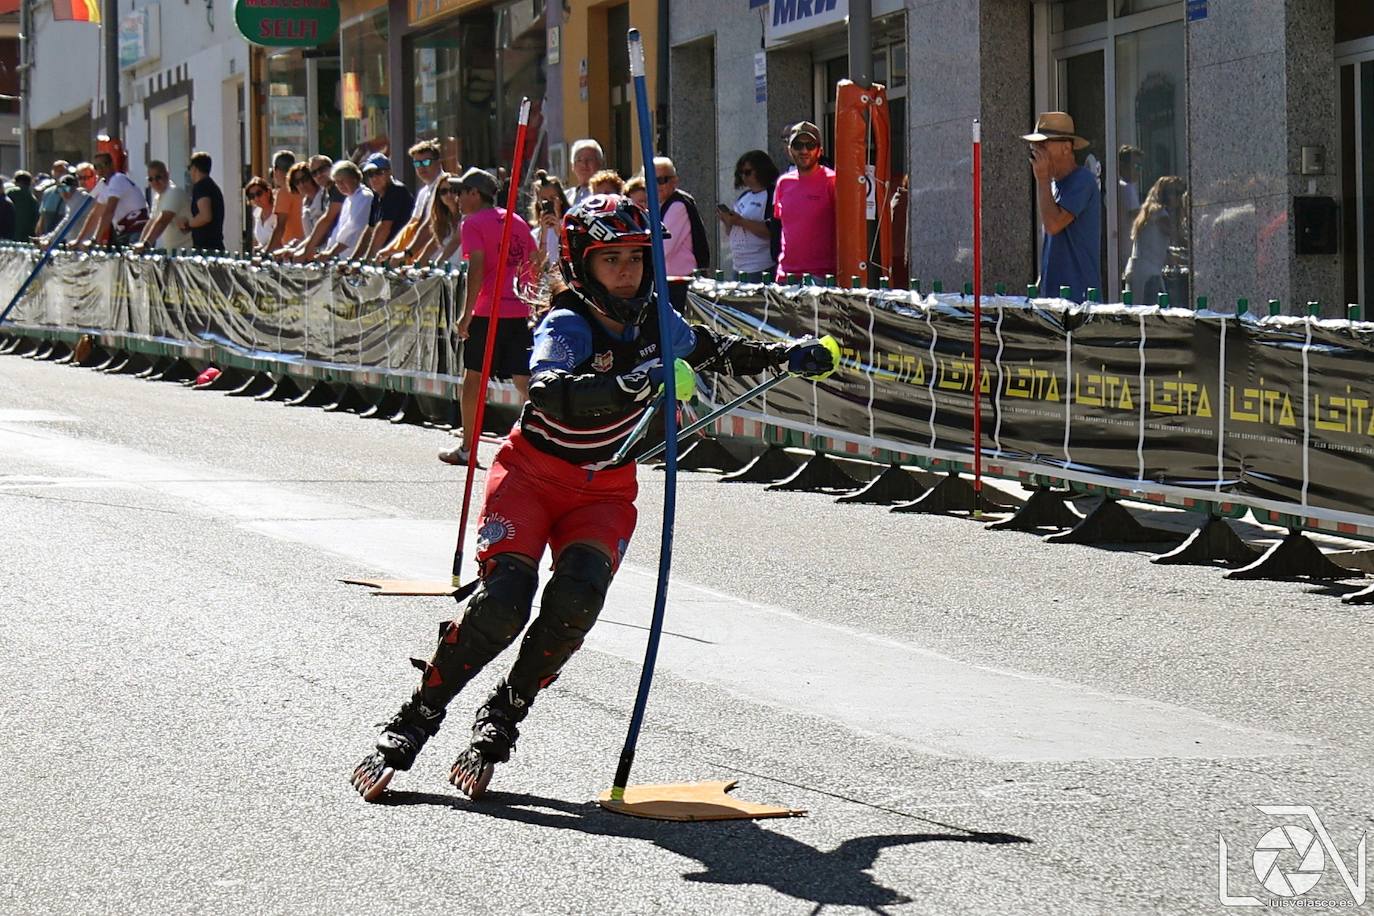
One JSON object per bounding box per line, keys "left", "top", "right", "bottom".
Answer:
{"left": 475, "top": 429, "right": 638, "bottom": 569}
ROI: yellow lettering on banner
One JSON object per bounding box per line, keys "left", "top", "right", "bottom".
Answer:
{"left": 1075, "top": 365, "right": 1136, "bottom": 410}
{"left": 1313, "top": 388, "right": 1372, "bottom": 434}
{"left": 1149, "top": 372, "right": 1213, "bottom": 418}
{"left": 1004, "top": 360, "right": 1061, "bottom": 402}
{"left": 1228, "top": 378, "right": 1297, "bottom": 427}
{"left": 841, "top": 345, "right": 860, "bottom": 370}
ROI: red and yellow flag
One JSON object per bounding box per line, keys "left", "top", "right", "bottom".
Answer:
{"left": 52, "top": 0, "right": 101, "bottom": 22}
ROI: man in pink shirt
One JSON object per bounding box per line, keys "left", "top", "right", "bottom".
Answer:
{"left": 654, "top": 156, "right": 710, "bottom": 278}
{"left": 440, "top": 167, "right": 537, "bottom": 466}
{"left": 773, "top": 121, "right": 836, "bottom": 282}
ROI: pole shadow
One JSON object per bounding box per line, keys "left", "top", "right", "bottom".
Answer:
{"left": 382, "top": 789, "right": 1032, "bottom": 913}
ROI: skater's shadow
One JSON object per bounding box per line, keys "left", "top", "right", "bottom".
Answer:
{"left": 383, "top": 789, "right": 1030, "bottom": 911}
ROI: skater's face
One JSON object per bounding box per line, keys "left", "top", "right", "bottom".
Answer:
{"left": 589, "top": 246, "right": 645, "bottom": 300}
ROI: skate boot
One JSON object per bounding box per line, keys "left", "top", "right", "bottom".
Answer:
{"left": 350, "top": 697, "right": 446, "bottom": 802}
{"left": 449, "top": 681, "right": 529, "bottom": 799}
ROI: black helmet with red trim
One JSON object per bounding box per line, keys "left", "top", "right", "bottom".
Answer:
{"left": 560, "top": 193, "right": 656, "bottom": 324}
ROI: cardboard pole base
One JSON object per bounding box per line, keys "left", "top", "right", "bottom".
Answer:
{"left": 340, "top": 578, "right": 460, "bottom": 597}
{"left": 597, "top": 780, "right": 806, "bottom": 822}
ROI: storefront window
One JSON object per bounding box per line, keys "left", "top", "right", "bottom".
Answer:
{"left": 1116, "top": 20, "right": 1188, "bottom": 304}
{"left": 496, "top": 0, "right": 547, "bottom": 172}
{"left": 413, "top": 8, "right": 495, "bottom": 171}
{"left": 1114, "top": 0, "right": 1174, "bottom": 16}
{"left": 1336, "top": 6, "right": 1374, "bottom": 44}
{"left": 268, "top": 54, "right": 309, "bottom": 159}
{"left": 1052, "top": 0, "right": 1107, "bottom": 33}
{"left": 341, "top": 12, "right": 390, "bottom": 160}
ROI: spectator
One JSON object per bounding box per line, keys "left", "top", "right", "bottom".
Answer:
{"left": 361, "top": 154, "right": 415, "bottom": 259}
{"left": 439, "top": 167, "right": 536, "bottom": 467}
{"left": 280, "top": 161, "right": 322, "bottom": 259}
{"left": 75, "top": 162, "right": 98, "bottom": 193}
{"left": 266, "top": 150, "right": 304, "bottom": 252}
{"left": 179, "top": 150, "right": 226, "bottom": 251}
{"left": 423, "top": 173, "right": 464, "bottom": 267}
{"left": 35, "top": 160, "right": 69, "bottom": 236}
{"left": 527, "top": 169, "right": 567, "bottom": 261}
{"left": 623, "top": 175, "right": 648, "bottom": 211}
{"left": 1024, "top": 111, "right": 1100, "bottom": 302}
{"left": 7, "top": 171, "right": 38, "bottom": 241}
{"left": 654, "top": 156, "right": 710, "bottom": 276}
{"left": 316, "top": 160, "right": 373, "bottom": 261}
{"left": 1117, "top": 144, "right": 1143, "bottom": 269}
{"left": 293, "top": 154, "right": 344, "bottom": 261}
{"left": 565, "top": 139, "right": 604, "bottom": 207}
{"left": 135, "top": 160, "right": 193, "bottom": 251}
{"left": 79, "top": 152, "right": 148, "bottom": 246}
{"left": 590, "top": 169, "right": 624, "bottom": 195}
{"left": 773, "top": 121, "right": 836, "bottom": 282}
{"left": 377, "top": 139, "right": 447, "bottom": 264}
{"left": 1123, "top": 175, "right": 1186, "bottom": 304}
{"left": 0, "top": 184, "right": 14, "bottom": 241}
{"left": 36, "top": 175, "right": 90, "bottom": 245}
{"left": 243, "top": 176, "right": 277, "bottom": 253}
{"left": 718, "top": 149, "right": 780, "bottom": 278}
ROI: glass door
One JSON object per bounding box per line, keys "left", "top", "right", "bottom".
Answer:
{"left": 1056, "top": 47, "right": 1109, "bottom": 297}
{"left": 1339, "top": 55, "right": 1374, "bottom": 308}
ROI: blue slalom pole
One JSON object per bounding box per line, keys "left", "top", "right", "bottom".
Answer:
{"left": 610, "top": 27, "right": 679, "bottom": 799}
{"left": 0, "top": 195, "right": 95, "bottom": 327}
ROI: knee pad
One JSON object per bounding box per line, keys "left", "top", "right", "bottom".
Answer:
{"left": 539, "top": 544, "right": 614, "bottom": 635}
{"left": 460, "top": 554, "right": 539, "bottom": 647}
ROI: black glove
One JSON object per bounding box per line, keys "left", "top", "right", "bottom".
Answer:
{"left": 786, "top": 338, "right": 835, "bottom": 379}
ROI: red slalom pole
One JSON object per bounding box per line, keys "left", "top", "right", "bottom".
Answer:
{"left": 971, "top": 119, "right": 984, "bottom": 517}
{"left": 451, "top": 97, "right": 532, "bottom": 586}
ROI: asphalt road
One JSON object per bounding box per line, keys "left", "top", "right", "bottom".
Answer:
{"left": 1, "top": 353, "right": 1371, "bottom": 915}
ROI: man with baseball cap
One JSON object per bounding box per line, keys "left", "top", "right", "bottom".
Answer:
{"left": 773, "top": 120, "right": 836, "bottom": 282}
{"left": 361, "top": 153, "right": 414, "bottom": 260}
{"left": 1024, "top": 111, "right": 1101, "bottom": 303}
{"left": 439, "top": 167, "right": 536, "bottom": 466}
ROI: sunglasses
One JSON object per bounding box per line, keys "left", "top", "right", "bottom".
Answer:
{"left": 790, "top": 140, "right": 819, "bottom": 151}
{"left": 437, "top": 185, "right": 459, "bottom": 196}
{"left": 147, "top": 173, "right": 167, "bottom": 182}
{"left": 248, "top": 189, "right": 269, "bottom": 199}
{"left": 311, "top": 166, "right": 330, "bottom": 175}
{"left": 413, "top": 158, "right": 436, "bottom": 168}
{"left": 655, "top": 175, "right": 675, "bottom": 185}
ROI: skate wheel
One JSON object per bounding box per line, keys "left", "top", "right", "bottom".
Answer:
{"left": 351, "top": 752, "right": 394, "bottom": 803}
{"left": 449, "top": 754, "right": 494, "bottom": 800}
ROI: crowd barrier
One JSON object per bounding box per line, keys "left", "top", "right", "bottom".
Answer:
{"left": 3, "top": 244, "right": 1374, "bottom": 588}
{"left": 0, "top": 242, "right": 522, "bottom": 416}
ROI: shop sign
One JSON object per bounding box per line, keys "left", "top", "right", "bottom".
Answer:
{"left": 410, "top": 0, "right": 484, "bottom": 28}
{"left": 754, "top": 51, "right": 767, "bottom": 104}
{"left": 1186, "top": 0, "right": 1207, "bottom": 21}
{"left": 767, "top": 0, "right": 845, "bottom": 45}
{"left": 118, "top": 3, "right": 160, "bottom": 70}
{"left": 234, "top": 0, "right": 340, "bottom": 47}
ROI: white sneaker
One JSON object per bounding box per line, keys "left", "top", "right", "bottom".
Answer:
{"left": 438, "top": 446, "right": 470, "bottom": 466}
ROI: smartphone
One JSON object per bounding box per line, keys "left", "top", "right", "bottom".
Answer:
{"left": 538, "top": 200, "right": 555, "bottom": 216}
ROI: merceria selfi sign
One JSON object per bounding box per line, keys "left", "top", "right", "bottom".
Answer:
{"left": 234, "top": 0, "right": 340, "bottom": 47}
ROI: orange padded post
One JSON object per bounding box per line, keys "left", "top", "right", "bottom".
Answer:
{"left": 834, "top": 80, "right": 891, "bottom": 288}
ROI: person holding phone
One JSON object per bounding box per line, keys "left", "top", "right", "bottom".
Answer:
{"left": 527, "top": 170, "right": 568, "bottom": 262}
{"left": 719, "top": 149, "right": 780, "bottom": 278}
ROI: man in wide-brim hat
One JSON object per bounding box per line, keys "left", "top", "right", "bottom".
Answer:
{"left": 1024, "top": 111, "right": 1100, "bottom": 303}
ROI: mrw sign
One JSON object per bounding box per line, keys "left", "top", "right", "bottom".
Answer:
{"left": 767, "top": 0, "right": 845, "bottom": 44}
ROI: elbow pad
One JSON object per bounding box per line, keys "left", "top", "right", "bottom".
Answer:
{"left": 529, "top": 369, "right": 654, "bottom": 419}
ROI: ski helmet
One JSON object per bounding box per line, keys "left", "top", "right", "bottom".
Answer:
{"left": 560, "top": 193, "right": 656, "bottom": 324}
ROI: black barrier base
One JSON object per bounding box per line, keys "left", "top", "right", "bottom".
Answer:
{"left": 286, "top": 381, "right": 336, "bottom": 408}
{"left": 835, "top": 465, "right": 936, "bottom": 505}
{"left": 25, "top": 340, "right": 53, "bottom": 359}
{"left": 672, "top": 437, "right": 745, "bottom": 472}
{"left": 225, "top": 372, "right": 276, "bottom": 398}
{"left": 39, "top": 341, "right": 71, "bottom": 362}
{"left": 0, "top": 333, "right": 18, "bottom": 354}
{"left": 107, "top": 352, "right": 153, "bottom": 376}
{"left": 767, "top": 453, "right": 863, "bottom": 493}
{"left": 387, "top": 393, "right": 429, "bottom": 425}
{"left": 322, "top": 384, "right": 372, "bottom": 413}
{"left": 1044, "top": 496, "right": 1180, "bottom": 545}
{"left": 890, "top": 472, "right": 1014, "bottom": 516}
{"left": 1225, "top": 530, "right": 1359, "bottom": 581}
{"left": 986, "top": 487, "right": 1081, "bottom": 532}
{"left": 719, "top": 446, "right": 802, "bottom": 484}
{"left": 10, "top": 337, "right": 39, "bottom": 357}
{"left": 98, "top": 352, "right": 134, "bottom": 372}
{"left": 149, "top": 358, "right": 196, "bottom": 383}
{"left": 1151, "top": 516, "right": 1261, "bottom": 567}
{"left": 358, "top": 390, "right": 403, "bottom": 419}
{"left": 255, "top": 374, "right": 304, "bottom": 402}
{"left": 1340, "top": 582, "right": 1374, "bottom": 604}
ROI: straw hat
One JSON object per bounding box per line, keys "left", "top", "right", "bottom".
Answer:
{"left": 1022, "top": 112, "right": 1090, "bottom": 151}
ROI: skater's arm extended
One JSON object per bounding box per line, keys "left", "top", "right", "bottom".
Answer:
{"left": 687, "top": 322, "right": 837, "bottom": 380}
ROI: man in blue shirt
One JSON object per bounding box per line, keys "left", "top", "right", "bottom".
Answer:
{"left": 1024, "top": 112, "right": 1101, "bottom": 303}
